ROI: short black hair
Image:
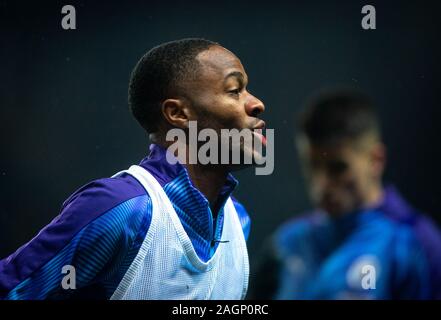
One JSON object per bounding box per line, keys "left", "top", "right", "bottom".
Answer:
{"left": 129, "top": 38, "right": 218, "bottom": 133}
{"left": 298, "top": 88, "right": 381, "bottom": 146}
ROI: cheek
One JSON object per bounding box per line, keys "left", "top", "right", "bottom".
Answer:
{"left": 330, "top": 170, "right": 362, "bottom": 203}
{"left": 341, "top": 171, "right": 369, "bottom": 205}
{"left": 197, "top": 95, "right": 244, "bottom": 127}
{"left": 214, "top": 106, "right": 247, "bottom": 129}
{"left": 354, "top": 160, "right": 375, "bottom": 188}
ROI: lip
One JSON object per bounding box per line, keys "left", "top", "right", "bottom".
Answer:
{"left": 252, "top": 121, "right": 267, "bottom": 146}
{"left": 252, "top": 120, "right": 266, "bottom": 130}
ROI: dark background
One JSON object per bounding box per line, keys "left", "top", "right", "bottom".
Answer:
{"left": 1, "top": 0, "right": 440, "bottom": 263}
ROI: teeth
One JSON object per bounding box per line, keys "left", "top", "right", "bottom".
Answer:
{"left": 253, "top": 130, "right": 266, "bottom": 146}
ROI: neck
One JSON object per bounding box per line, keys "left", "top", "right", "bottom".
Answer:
{"left": 364, "top": 183, "right": 384, "bottom": 209}
{"left": 150, "top": 134, "right": 230, "bottom": 214}
{"left": 185, "top": 163, "right": 229, "bottom": 214}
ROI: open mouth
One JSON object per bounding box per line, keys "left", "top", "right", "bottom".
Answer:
{"left": 252, "top": 121, "right": 266, "bottom": 147}
{"left": 253, "top": 129, "right": 267, "bottom": 147}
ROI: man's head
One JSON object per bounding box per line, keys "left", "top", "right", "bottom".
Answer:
{"left": 129, "top": 38, "right": 265, "bottom": 167}
{"left": 297, "top": 89, "right": 386, "bottom": 217}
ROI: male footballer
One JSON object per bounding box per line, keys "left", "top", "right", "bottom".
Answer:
{"left": 0, "top": 38, "right": 266, "bottom": 300}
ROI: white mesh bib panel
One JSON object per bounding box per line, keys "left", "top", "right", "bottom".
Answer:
{"left": 110, "top": 165, "right": 249, "bottom": 300}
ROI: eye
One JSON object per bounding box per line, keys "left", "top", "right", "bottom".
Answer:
{"left": 228, "top": 88, "right": 241, "bottom": 96}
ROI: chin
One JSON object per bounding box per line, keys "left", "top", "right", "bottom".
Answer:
{"left": 239, "top": 145, "right": 262, "bottom": 163}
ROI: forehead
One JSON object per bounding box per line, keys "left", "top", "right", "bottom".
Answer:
{"left": 195, "top": 45, "right": 246, "bottom": 81}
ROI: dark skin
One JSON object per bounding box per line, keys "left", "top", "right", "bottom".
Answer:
{"left": 150, "top": 45, "right": 265, "bottom": 214}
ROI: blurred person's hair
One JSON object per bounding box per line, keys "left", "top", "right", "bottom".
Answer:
{"left": 298, "top": 88, "right": 381, "bottom": 147}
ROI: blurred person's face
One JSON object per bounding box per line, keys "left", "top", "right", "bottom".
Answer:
{"left": 297, "top": 135, "right": 386, "bottom": 217}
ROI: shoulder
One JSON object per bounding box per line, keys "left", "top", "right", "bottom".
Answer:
{"left": 60, "top": 172, "right": 147, "bottom": 214}
{"left": 391, "top": 210, "right": 441, "bottom": 298}
{"left": 358, "top": 208, "right": 436, "bottom": 298}
{"left": 377, "top": 205, "right": 441, "bottom": 256}
{"left": 404, "top": 212, "right": 441, "bottom": 259}
{"left": 379, "top": 187, "right": 441, "bottom": 275}
{"left": 231, "top": 197, "right": 251, "bottom": 241}
{"left": 0, "top": 172, "right": 152, "bottom": 299}
{"left": 58, "top": 173, "right": 153, "bottom": 245}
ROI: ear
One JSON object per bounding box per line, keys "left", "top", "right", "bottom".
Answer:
{"left": 371, "top": 142, "right": 386, "bottom": 178}
{"left": 161, "top": 98, "right": 191, "bottom": 129}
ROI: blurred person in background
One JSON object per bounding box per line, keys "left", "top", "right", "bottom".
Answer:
{"left": 249, "top": 89, "right": 441, "bottom": 299}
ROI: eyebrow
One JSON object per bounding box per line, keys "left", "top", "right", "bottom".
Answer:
{"left": 223, "top": 71, "right": 247, "bottom": 86}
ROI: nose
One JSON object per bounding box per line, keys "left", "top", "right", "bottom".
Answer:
{"left": 245, "top": 93, "right": 265, "bottom": 117}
